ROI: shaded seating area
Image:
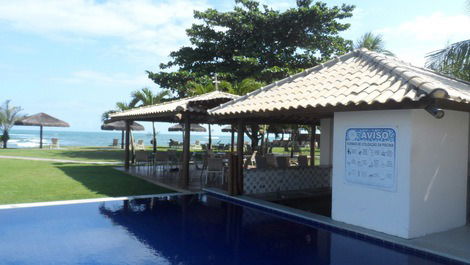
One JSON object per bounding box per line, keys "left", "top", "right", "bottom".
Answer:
{"left": 109, "top": 91, "right": 239, "bottom": 191}
{"left": 15, "top": 112, "right": 70, "bottom": 149}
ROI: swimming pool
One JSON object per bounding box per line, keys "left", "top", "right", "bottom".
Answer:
{"left": 0, "top": 194, "right": 463, "bottom": 265}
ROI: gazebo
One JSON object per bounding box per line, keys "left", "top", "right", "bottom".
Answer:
{"left": 15, "top": 112, "right": 69, "bottom": 148}
{"left": 109, "top": 91, "right": 239, "bottom": 188}
{"left": 209, "top": 49, "right": 470, "bottom": 239}
{"left": 101, "top": 120, "right": 145, "bottom": 149}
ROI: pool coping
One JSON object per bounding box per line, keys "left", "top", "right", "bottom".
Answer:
{"left": 203, "top": 188, "right": 470, "bottom": 265}
{"left": 0, "top": 192, "right": 193, "bottom": 210}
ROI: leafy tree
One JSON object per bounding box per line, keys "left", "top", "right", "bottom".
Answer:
{"left": 148, "top": 0, "right": 355, "bottom": 97}
{"left": 354, "top": 32, "right": 393, "bottom": 56}
{"left": 425, "top": 40, "right": 470, "bottom": 81}
{"left": 130, "top": 88, "right": 170, "bottom": 152}
{"left": 0, "top": 100, "right": 24, "bottom": 148}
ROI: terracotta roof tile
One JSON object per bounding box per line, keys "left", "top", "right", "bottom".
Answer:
{"left": 210, "top": 49, "right": 470, "bottom": 116}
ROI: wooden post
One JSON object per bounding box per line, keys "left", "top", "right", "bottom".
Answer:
{"left": 39, "top": 125, "right": 43, "bottom": 149}
{"left": 231, "top": 125, "right": 235, "bottom": 153}
{"left": 180, "top": 115, "right": 191, "bottom": 188}
{"left": 310, "top": 124, "right": 316, "bottom": 166}
{"left": 208, "top": 123, "right": 212, "bottom": 150}
{"left": 121, "top": 130, "right": 124, "bottom": 149}
{"left": 124, "top": 121, "right": 130, "bottom": 170}
{"left": 236, "top": 120, "right": 244, "bottom": 195}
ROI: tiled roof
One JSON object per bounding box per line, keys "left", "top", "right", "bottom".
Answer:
{"left": 209, "top": 49, "right": 470, "bottom": 117}
{"left": 110, "top": 91, "right": 239, "bottom": 119}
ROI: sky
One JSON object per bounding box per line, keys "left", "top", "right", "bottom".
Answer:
{"left": 1, "top": 0, "right": 469, "bottom": 134}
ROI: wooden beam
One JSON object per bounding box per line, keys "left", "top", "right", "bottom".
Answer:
{"left": 310, "top": 124, "right": 316, "bottom": 166}
{"left": 39, "top": 125, "right": 43, "bottom": 149}
{"left": 231, "top": 126, "right": 235, "bottom": 153}
{"left": 236, "top": 119, "right": 245, "bottom": 195}
{"left": 180, "top": 115, "right": 191, "bottom": 189}
{"left": 124, "top": 121, "right": 130, "bottom": 170}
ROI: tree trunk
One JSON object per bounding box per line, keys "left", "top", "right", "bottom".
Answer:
{"left": 152, "top": 121, "right": 157, "bottom": 153}
{"left": 2, "top": 130, "right": 8, "bottom": 149}
{"left": 246, "top": 124, "right": 260, "bottom": 152}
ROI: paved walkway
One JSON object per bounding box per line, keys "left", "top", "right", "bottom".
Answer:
{"left": 0, "top": 155, "right": 121, "bottom": 165}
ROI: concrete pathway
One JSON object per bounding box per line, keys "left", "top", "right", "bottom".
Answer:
{"left": 0, "top": 155, "right": 121, "bottom": 165}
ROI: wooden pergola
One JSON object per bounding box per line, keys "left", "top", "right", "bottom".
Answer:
{"left": 108, "top": 91, "right": 239, "bottom": 189}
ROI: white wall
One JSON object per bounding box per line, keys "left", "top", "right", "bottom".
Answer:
{"left": 332, "top": 109, "right": 469, "bottom": 239}
{"left": 320, "top": 118, "right": 333, "bottom": 166}
{"left": 408, "top": 110, "right": 468, "bottom": 237}
{"left": 332, "top": 110, "right": 413, "bottom": 238}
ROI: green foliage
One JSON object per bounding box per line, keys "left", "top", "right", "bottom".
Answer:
{"left": 0, "top": 100, "right": 24, "bottom": 148}
{"left": 425, "top": 40, "right": 470, "bottom": 81}
{"left": 354, "top": 32, "right": 394, "bottom": 56}
{"left": 148, "top": 0, "right": 354, "bottom": 97}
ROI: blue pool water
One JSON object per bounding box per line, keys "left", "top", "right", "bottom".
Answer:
{"left": 0, "top": 194, "right": 459, "bottom": 265}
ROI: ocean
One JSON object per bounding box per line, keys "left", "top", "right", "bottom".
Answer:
{"left": 7, "top": 129, "right": 234, "bottom": 148}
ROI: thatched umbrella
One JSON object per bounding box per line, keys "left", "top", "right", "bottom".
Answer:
{"left": 101, "top": 120, "right": 145, "bottom": 149}
{"left": 168, "top": 123, "right": 206, "bottom": 132}
{"left": 15, "top": 112, "right": 69, "bottom": 149}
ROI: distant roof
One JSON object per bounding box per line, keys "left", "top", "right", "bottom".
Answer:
{"left": 15, "top": 112, "right": 70, "bottom": 127}
{"left": 110, "top": 91, "right": 239, "bottom": 122}
{"left": 168, "top": 123, "right": 207, "bottom": 132}
{"left": 209, "top": 49, "right": 470, "bottom": 123}
{"left": 101, "top": 120, "right": 145, "bottom": 131}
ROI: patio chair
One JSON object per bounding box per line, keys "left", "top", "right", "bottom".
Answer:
{"left": 203, "top": 158, "right": 225, "bottom": 185}
{"left": 255, "top": 155, "right": 268, "bottom": 169}
{"left": 49, "top": 138, "right": 60, "bottom": 149}
{"left": 110, "top": 138, "right": 119, "bottom": 148}
{"left": 266, "top": 153, "right": 278, "bottom": 168}
{"left": 276, "top": 156, "right": 290, "bottom": 169}
{"left": 153, "top": 151, "right": 170, "bottom": 176}
{"left": 135, "top": 139, "right": 145, "bottom": 150}
{"left": 243, "top": 151, "right": 257, "bottom": 169}
{"left": 134, "top": 151, "right": 150, "bottom": 175}
{"left": 298, "top": 155, "right": 308, "bottom": 167}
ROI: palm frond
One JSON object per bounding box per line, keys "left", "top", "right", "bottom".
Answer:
{"left": 425, "top": 39, "right": 470, "bottom": 81}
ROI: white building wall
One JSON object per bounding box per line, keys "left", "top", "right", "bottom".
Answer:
{"left": 332, "top": 110, "right": 413, "bottom": 238}
{"left": 408, "top": 110, "right": 468, "bottom": 237}
{"left": 332, "top": 109, "right": 469, "bottom": 239}
{"left": 320, "top": 118, "right": 333, "bottom": 166}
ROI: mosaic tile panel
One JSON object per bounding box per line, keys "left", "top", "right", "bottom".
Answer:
{"left": 244, "top": 166, "right": 332, "bottom": 194}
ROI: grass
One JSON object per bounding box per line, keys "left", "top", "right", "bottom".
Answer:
{"left": 0, "top": 146, "right": 125, "bottom": 162}
{"left": 0, "top": 159, "right": 174, "bottom": 205}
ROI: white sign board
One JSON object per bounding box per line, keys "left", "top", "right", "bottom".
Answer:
{"left": 345, "top": 128, "right": 397, "bottom": 191}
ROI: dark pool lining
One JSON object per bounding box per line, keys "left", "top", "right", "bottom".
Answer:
{"left": 204, "top": 189, "right": 469, "bottom": 265}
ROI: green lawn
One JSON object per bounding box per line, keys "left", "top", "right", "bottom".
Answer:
{"left": 0, "top": 147, "right": 125, "bottom": 162}
{"left": 0, "top": 159, "right": 174, "bottom": 205}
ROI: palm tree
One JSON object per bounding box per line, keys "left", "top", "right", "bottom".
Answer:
{"left": 131, "top": 88, "right": 170, "bottom": 152}
{"left": 102, "top": 101, "right": 135, "bottom": 121}
{"left": 354, "top": 32, "right": 394, "bottom": 56}
{"left": 228, "top": 78, "right": 265, "bottom": 96}
{"left": 425, "top": 40, "right": 470, "bottom": 81}
{"left": 0, "top": 100, "right": 24, "bottom": 148}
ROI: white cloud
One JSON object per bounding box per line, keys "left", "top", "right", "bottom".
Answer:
{"left": 51, "top": 70, "right": 155, "bottom": 88}
{"left": 0, "top": 0, "right": 209, "bottom": 57}
{"left": 377, "top": 12, "right": 470, "bottom": 66}
{"left": 379, "top": 12, "right": 470, "bottom": 44}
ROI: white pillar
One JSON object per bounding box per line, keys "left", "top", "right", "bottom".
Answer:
{"left": 332, "top": 109, "right": 469, "bottom": 239}
{"left": 320, "top": 118, "right": 333, "bottom": 166}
